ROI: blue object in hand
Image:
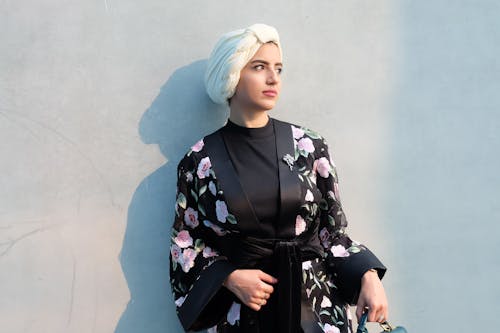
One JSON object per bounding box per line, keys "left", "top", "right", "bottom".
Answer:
{"left": 356, "top": 312, "right": 408, "bottom": 333}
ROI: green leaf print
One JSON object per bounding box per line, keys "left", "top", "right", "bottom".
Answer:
{"left": 319, "top": 310, "right": 331, "bottom": 316}
{"left": 194, "top": 239, "right": 205, "bottom": 252}
{"left": 335, "top": 305, "right": 345, "bottom": 319}
{"left": 199, "top": 185, "right": 207, "bottom": 196}
{"left": 226, "top": 214, "right": 237, "bottom": 224}
{"left": 303, "top": 128, "right": 321, "bottom": 139}
{"left": 198, "top": 203, "right": 206, "bottom": 216}
{"left": 190, "top": 189, "right": 198, "bottom": 201}
{"left": 177, "top": 192, "right": 187, "bottom": 210}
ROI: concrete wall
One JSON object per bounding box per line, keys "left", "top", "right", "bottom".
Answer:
{"left": 1, "top": 1, "right": 498, "bottom": 332}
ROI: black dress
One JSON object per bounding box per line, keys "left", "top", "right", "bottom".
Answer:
{"left": 169, "top": 116, "right": 386, "bottom": 333}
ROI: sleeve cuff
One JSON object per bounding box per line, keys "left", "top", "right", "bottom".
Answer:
{"left": 178, "top": 258, "right": 237, "bottom": 331}
{"left": 335, "top": 248, "right": 387, "bottom": 305}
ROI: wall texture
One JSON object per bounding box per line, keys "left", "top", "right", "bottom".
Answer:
{"left": 1, "top": 1, "right": 498, "bottom": 332}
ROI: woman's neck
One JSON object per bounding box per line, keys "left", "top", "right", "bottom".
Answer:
{"left": 228, "top": 109, "right": 270, "bottom": 128}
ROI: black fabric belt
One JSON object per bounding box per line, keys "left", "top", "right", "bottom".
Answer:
{"left": 230, "top": 235, "right": 323, "bottom": 333}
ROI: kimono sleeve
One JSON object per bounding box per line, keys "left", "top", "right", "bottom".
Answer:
{"left": 314, "top": 137, "right": 387, "bottom": 305}
{"left": 170, "top": 153, "right": 237, "bottom": 331}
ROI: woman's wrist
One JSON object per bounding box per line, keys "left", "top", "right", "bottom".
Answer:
{"left": 223, "top": 269, "right": 237, "bottom": 288}
{"left": 362, "top": 268, "right": 379, "bottom": 282}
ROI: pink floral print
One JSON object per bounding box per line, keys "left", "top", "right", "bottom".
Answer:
{"left": 184, "top": 207, "right": 199, "bottom": 228}
{"left": 202, "top": 246, "right": 218, "bottom": 258}
{"left": 191, "top": 139, "right": 204, "bottom": 152}
{"left": 316, "top": 157, "right": 331, "bottom": 178}
{"left": 323, "top": 323, "right": 341, "bottom": 333}
{"left": 180, "top": 248, "right": 197, "bottom": 273}
{"left": 197, "top": 156, "right": 212, "bottom": 179}
{"left": 171, "top": 244, "right": 182, "bottom": 262}
{"left": 297, "top": 137, "right": 315, "bottom": 153}
{"left": 319, "top": 227, "right": 330, "bottom": 248}
{"left": 295, "top": 215, "right": 307, "bottom": 235}
{"left": 174, "top": 230, "right": 193, "bottom": 248}
{"left": 292, "top": 125, "right": 305, "bottom": 139}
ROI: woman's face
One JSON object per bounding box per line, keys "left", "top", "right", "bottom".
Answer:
{"left": 230, "top": 42, "right": 283, "bottom": 112}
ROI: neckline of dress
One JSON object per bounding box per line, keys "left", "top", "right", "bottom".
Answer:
{"left": 222, "top": 116, "right": 275, "bottom": 139}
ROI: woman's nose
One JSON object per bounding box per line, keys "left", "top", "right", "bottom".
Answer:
{"left": 266, "top": 69, "right": 279, "bottom": 84}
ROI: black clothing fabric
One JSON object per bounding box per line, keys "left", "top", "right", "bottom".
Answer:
{"left": 220, "top": 117, "right": 280, "bottom": 237}
{"left": 170, "top": 117, "right": 387, "bottom": 333}
{"left": 221, "top": 117, "right": 307, "bottom": 332}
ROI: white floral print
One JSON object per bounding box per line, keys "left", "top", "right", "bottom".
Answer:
{"left": 305, "top": 189, "right": 314, "bottom": 202}
{"left": 175, "top": 296, "right": 186, "bottom": 307}
{"left": 215, "top": 200, "right": 229, "bottom": 223}
{"left": 203, "top": 220, "right": 228, "bottom": 236}
{"left": 208, "top": 181, "right": 217, "bottom": 195}
{"left": 331, "top": 244, "right": 350, "bottom": 257}
{"left": 320, "top": 296, "right": 332, "bottom": 308}
{"left": 227, "top": 302, "right": 241, "bottom": 325}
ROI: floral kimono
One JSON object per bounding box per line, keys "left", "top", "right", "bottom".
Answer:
{"left": 169, "top": 117, "right": 386, "bottom": 333}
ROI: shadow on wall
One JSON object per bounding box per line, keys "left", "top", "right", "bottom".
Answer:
{"left": 115, "top": 59, "right": 228, "bottom": 333}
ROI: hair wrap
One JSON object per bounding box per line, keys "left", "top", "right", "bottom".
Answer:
{"left": 204, "top": 23, "right": 282, "bottom": 105}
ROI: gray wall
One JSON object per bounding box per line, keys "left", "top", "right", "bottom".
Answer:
{"left": 1, "top": 1, "right": 498, "bottom": 332}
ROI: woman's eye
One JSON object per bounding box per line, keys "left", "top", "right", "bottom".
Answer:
{"left": 254, "top": 65, "right": 264, "bottom": 70}
{"left": 276, "top": 67, "right": 283, "bottom": 74}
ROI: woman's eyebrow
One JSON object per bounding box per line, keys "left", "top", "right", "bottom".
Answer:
{"left": 250, "top": 60, "right": 283, "bottom": 66}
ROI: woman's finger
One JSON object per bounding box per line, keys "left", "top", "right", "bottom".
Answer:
{"left": 355, "top": 304, "right": 367, "bottom": 322}
{"left": 260, "top": 282, "right": 274, "bottom": 295}
{"left": 258, "top": 271, "right": 278, "bottom": 284}
{"left": 248, "top": 302, "right": 261, "bottom": 311}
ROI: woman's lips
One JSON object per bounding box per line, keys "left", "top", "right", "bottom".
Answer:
{"left": 263, "top": 90, "right": 277, "bottom": 97}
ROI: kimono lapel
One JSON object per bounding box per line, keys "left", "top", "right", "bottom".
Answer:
{"left": 204, "top": 130, "right": 261, "bottom": 231}
{"left": 273, "top": 118, "right": 303, "bottom": 237}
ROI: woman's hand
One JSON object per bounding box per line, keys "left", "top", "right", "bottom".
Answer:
{"left": 223, "top": 269, "right": 278, "bottom": 311}
{"left": 355, "top": 269, "right": 388, "bottom": 323}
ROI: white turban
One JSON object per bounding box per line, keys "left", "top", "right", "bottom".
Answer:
{"left": 204, "top": 23, "right": 282, "bottom": 105}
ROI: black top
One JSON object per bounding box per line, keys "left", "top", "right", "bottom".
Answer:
{"left": 220, "top": 116, "right": 280, "bottom": 237}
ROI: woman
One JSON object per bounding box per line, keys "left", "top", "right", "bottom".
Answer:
{"left": 169, "top": 23, "right": 388, "bottom": 333}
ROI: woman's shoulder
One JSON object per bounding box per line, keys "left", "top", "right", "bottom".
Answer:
{"left": 273, "top": 117, "right": 327, "bottom": 143}
{"left": 175, "top": 136, "right": 208, "bottom": 171}
{"left": 176, "top": 124, "right": 225, "bottom": 169}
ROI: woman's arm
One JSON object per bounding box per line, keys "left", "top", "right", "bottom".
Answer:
{"left": 357, "top": 269, "right": 388, "bottom": 323}
{"left": 313, "top": 134, "right": 388, "bottom": 321}
{"left": 169, "top": 152, "right": 236, "bottom": 331}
